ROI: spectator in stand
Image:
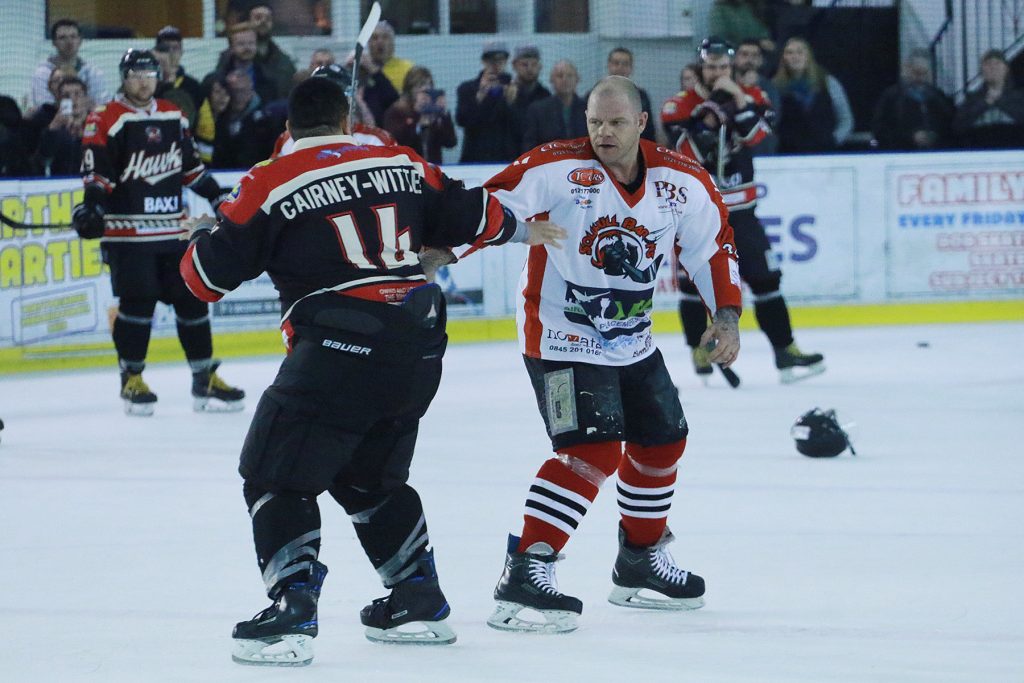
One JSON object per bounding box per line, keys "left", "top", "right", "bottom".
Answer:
{"left": 292, "top": 48, "right": 335, "bottom": 86}
{"left": 0, "top": 95, "right": 30, "bottom": 177}
{"left": 383, "top": 66, "right": 456, "bottom": 165}
{"left": 195, "top": 79, "right": 231, "bottom": 164}
{"left": 31, "top": 19, "right": 108, "bottom": 107}
{"left": 456, "top": 40, "right": 519, "bottom": 162}
{"left": 680, "top": 64, "right": 702, "bottom": 93}
{"left": 33, "top": 76, "right": 89, "bottom": 176}
{"left": 345, "top": 46, "right": 399, "bottom": 125}
{"left": 211, "top": 69, "right": 280, "bottom": 169}
{"left": 369, "top": 20, "right": 413, "bottom": 94}
{"left": 604, "top": 47, "right": 659, "bottom": 142}
{"left": 522, "top": 60, "right": 587, "bottom": 151}
{"left": 772, "top": 37, "right": 853, "bottom": 153}
{"left": 952, "top": 49, "right": 1024, "bottom": 149}
{"left": 206, "top": 23, "right": 281, "bottom": 105}
{"left": 248, "top": 4, "right": 297, "bottom": 100}
{"left": 153, "top": 26, "right": 205, "bottom": 127}
{"left": 509, "top": 44, "right": 551, "bottom": 152}
{"left": 708, "top": 0, "right": 775, "bottom": 57}
{"left": 872, "top": 50, "right": 954, "bottom": 151}
{"left": 24, "top": 67, "right": 75, "bottom": 151}
{"left": 734, "top": 38, "right": 779, "bottom": 155}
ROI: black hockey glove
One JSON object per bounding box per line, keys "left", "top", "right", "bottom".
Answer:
{"left": 71, "top": 202, "right": 105, "bottom": 239}
{"left": 191, "top": 172, "right": 230, "bottom": 216}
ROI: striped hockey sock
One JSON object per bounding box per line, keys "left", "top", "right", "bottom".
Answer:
{"left": 617, "top": 439, "right": 686, "bottom": 547}
{"left": 518, "top": 442, "right": 622, "bottom": 553}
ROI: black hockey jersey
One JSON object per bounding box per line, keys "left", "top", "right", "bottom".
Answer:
{"left": 81, "top": 95, "right": 210, "bottom": 242}
{"left": 181, "top": 134, "right": 517, "bottom": 342}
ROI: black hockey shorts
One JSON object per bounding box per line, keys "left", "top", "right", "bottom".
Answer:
{"left": 239, "top": 286, "right": 447, "bottom": 494}
{"left": 677, "top": 208, "right": 777, "bottom": 293}
{"left": 102, "top": 240, "right": 196, "bottom": 306}
{"left": 524, "top": 349, "right": 688, "bottom": 451}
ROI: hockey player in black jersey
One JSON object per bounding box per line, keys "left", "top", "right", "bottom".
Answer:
{"left": 73, "top": 49, "right": 243, "bottom": 415}
{"left": 180, "top": 76, "right": 564, "bottom": 665}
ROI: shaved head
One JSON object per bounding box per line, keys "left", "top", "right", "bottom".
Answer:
{"left": 587, "top": 75, "right": 642, "bottom": 115}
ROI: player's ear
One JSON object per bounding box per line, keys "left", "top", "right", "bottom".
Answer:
{"left": 285, "top": 119, "right": 291, "bottom": 135}
{"left": 340, "top": 113, "right": 352, "bottom": 135}
{"left": 637, "top": 110, "right": 649, "bottom": 132}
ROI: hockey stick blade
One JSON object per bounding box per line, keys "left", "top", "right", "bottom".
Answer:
{"left": 0, "top": 212, "right": 72, "bottom": 231}
{"left": 348, "top": 2, "right": 381, "bottom": 123}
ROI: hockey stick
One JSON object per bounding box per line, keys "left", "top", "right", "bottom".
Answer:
{"left": 0, "top": 212, "right": 72, "bottom": 231}
{"left": 348, "top": 1, "right": 382, "bottom": 127}
{"left": 716, "top": 124, "right": 726, "bottom": 182}
{"left": 716, "top": 363, "right": 740, "bottom": 388}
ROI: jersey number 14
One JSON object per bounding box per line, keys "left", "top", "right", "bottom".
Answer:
{"left": 327, "top": 204, "right": 418, "bottom": 269}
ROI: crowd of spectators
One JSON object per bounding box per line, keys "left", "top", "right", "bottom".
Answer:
{"left": 0, "top": 4, "right": 1022, "bottom": 179}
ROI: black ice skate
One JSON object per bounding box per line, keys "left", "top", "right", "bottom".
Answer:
{"left": 120, "top": 371, "right": 157, "bottom": 417}
{"left": 487, "top": 534, "right": 583, "bottom": 634}
{"left": 360, "top": 549, "right": 456, "bottom": 645}
{"left": 608, "top": 524, "right": 705, "bottom": 610}
{"left": 232, "top": 561, "right": 328, "bottom": 666}
{"left": 192, "top": 360, "right": 245, "bottom": 412}
{"left": 774, "top": 343, "right": 825, "bottom": 384}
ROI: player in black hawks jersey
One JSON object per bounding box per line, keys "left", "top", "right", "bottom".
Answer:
{"left": 662, "top": 37, "right": 824, "bottom": 385}
{"left": 73, "top": 49, "right": 243, "bottom": 416}
{"left": 179, "top": 76, "right": 564, "bottom": 665}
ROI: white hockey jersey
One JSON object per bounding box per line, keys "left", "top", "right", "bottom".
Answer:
{"left": 486, "top": 138, "right": 741, "bottom": 366}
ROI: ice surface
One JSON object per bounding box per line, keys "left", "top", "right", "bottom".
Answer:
{"left": 1, "top": 322, "right": 1022, "bottom": 682}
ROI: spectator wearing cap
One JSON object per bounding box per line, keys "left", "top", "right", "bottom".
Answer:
{"left": 455, "top": 40, "right": 519, "bottom": 162}
{"left": 153, "top": 26, "right": 205, "bottom": 127}
{"left": 248, "top": 4, "right": 297, "bottom": 100}
{"left": 205, "top": 22, "right": 281, "bottom": 106}
{"left": 952, "top": 49, "right": 1024, "bottom": 149}
{"left": 602, "top": 47, "right": 660, "bottom": 142}
{"left": 369, "top": 21, "right": 414, "bottom": 93}
{"left": 31, "top": 19, "right": 108, "bottom": 107}
{"left": 521, "top": 60, "right": 587, "bottom": 152}
{"left": 509, "top": 44, "right": 551, "bottom": 151}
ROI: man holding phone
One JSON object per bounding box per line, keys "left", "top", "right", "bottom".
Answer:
{"left": 455, "top": 40, "right": 519, "bottom": 162}
{"left": 34, "top": 75, "right": 90, "bottom": 175}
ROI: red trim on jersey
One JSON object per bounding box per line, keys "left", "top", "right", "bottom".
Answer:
{"left": 522, "top": 228, "right": 549, "bottom": 358}
{"left": 339, "top": 279, "right": 425, "bottom": 304}
{"left": 180, "top": 242, "right": 224, "bottom": 302}
{"left": 271, "top": 130, "right": 289, "bottom": 159}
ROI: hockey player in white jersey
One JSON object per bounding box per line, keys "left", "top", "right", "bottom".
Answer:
{"left": 483, "top": 76, "right": 742, "bottom": 633}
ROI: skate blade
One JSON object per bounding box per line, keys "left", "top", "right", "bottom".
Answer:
{"left": 231, "top": 634, "right": 313, "bottom": 666}
{"left": 193, "top": 397, "right": 245, "bottom": 413}
{"left": 123, "top": 400, "right": 155, "bottom": 417}
{"left": 608, "top": 586, "right": 705, "bottom": 611}
{"left": 779, "top": 362, "right": 826, "bottom": 384}
{"left": 364, "top": 620, "right": 456, "bottom": 645}
{"left": 486, "top": 601, "right": 578, "bottom": 634}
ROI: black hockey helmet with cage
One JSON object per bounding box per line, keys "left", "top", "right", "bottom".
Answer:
{"left": 119, "top": 49, "right": 161, "bottom": 80}
{"left": 791, "top": 408, "right": 856, "bottom": 458}
{"left": 697, "top": 36, "right": 735, "bottom": 63}
{"left": 311, "top": 63, "right": 353, "bottom": 91}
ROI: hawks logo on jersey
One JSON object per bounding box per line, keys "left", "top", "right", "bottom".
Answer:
{"left": 579, "top": 214, "right": 664, "bottom": 284}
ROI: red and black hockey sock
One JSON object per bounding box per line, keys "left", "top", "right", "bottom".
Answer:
{"left": 330, "top": 483, "right": 430, "bottom": 587}
{"left": 243, "top": 482, "right": 322, "bottom": 598}
{"left": 618, "top": 439, "right": 686, "bottom": 547}
{"left": 112, "top": 298, "right": 156, "bottom": 371}
{"left": 518, "top": 441, "right": 622, "bottom": 553}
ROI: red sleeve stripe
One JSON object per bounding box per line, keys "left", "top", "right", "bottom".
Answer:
{"left": 180, "top": 242, "right": 226, "bottom": 302}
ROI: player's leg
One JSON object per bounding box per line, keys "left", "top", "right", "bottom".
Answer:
{"left": 676, "top": 276, "right": 712, "bottom": 379}
{"left": 159, "top": 246, "right": 245, "bottom": 410}
{"left": 105, "top": 244, "right": 160, "bottom": 415}
{"left": 488, "top": 358, "right": 625, "bottom": 633}
{"left": 735, "top": 210, "right": 824, "bottom": 382}
{"left": 612, "top": 349, "right": 705, "bottom": 609}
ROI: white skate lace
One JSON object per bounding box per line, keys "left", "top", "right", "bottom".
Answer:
{"left": 650, "top": 547, "right": 689, "bottom": 585}
{"left": 527, "top": 558, "right": 561, "bottom": 595}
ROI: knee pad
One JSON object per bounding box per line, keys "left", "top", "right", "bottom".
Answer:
{"left": 624, "top": 438, "right": 686, "bottom": 477}
{"left": 554, "top": 442, "right": 623, "bottom": 488}
{"left": 747, "top": 272, "right": 782, "bottom": 297}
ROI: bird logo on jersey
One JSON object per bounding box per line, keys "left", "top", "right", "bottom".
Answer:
{"left": 578, "top": 214, "right": 665, "bottom": 284}
{"left": 145, "top": 126, "right": 162, "bottom": 145}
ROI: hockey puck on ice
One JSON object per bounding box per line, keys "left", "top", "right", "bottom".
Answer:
{"left": 916, "top": 341, "right": 930, "bottom": 348}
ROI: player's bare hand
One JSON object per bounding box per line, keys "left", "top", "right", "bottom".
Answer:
{"left": 418, "top": 246, "right": 457, "bottom": 282}
{"left": 182, "top": 214, "right": 217, "bottom": 237}
{"left": 699, "top": 306, "right": 741, "bottom": 367}
{"left": 526, "top": 221, "right": 568, "bottom": 248}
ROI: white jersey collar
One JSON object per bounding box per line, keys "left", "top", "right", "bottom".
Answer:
{"left": 292, "top": 134, "right": 358, "bottom": 152}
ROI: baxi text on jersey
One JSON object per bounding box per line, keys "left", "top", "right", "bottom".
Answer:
{"left": 143, "top": 196, "right": 179, "bottom": 213}
{"left": 120, "top": 141, "right": 182, "bottom": 185}
{"left": 280, "top": 167, "right": 422, "bottom": 220}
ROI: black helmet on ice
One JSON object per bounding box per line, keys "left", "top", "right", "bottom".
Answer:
{"left": 791, "top": 408, "right": 856, "bottom": 458}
